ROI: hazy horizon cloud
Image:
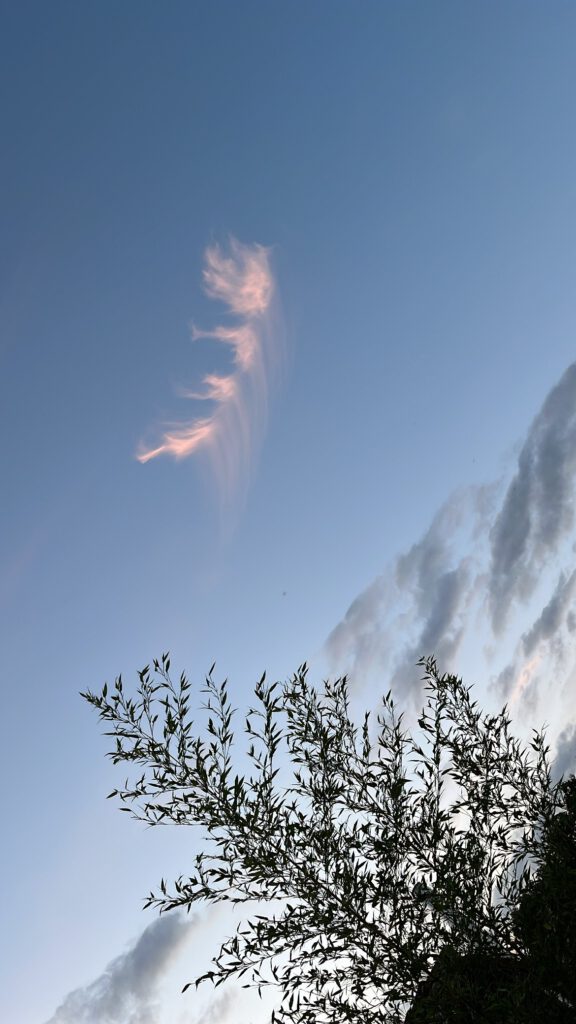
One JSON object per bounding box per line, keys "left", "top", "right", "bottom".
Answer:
{"left": 138, "top": 238, "right": 285, "bottom": 516}
{"left": 327, "top": 362, "right": 576, "bottom": 720}
{"left": 185, "top": 991, "right": 234, "bottom": 1024}
{"left": 45, "top": 913, "right": 193, "bottom": 1024}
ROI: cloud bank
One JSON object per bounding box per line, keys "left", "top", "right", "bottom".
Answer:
{"left": 327, "top": 484, "right": 491, "bottom": 698}
{"left": 489, "top": 363, "right": 576, "bottom": 631}
{"left": 554, "top": 721, "right": 576, "bottom": 780}
{"left": 46, "top": 913, "right": 192, "bottom": 1024}
{"left": 327, "top": 362, "right": 576, "bottom": 718}
{"left": 138, "top": 238, "right": 285, "bottom": 514}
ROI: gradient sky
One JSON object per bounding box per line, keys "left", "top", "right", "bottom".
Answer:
{"left": 3, "top": 4, "right": 576, "bottom": 1022}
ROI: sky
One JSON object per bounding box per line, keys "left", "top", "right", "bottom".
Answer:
{"left": 3, "top": 2, "right": 576, "bottom": 1021}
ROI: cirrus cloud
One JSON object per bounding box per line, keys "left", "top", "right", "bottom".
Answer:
{"left": 137, "top": 238, "right": 285, "bottom": 519}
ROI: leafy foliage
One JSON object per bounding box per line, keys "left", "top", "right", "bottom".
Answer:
{"left": 83, "top": 656, "right": 566, "bottom": 1024}
{"left": 405, "top": 775, "right": 576, "bottom": 1023}
{"left": 512, "top": 775, "right": 576, "bottom": 1013}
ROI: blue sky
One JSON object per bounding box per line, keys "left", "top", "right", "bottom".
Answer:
{"left": 3, "top": 3, "right": 576, "bottom": 1022}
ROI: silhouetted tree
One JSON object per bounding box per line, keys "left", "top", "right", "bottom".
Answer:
{"left": 405, "top": 776, "right": 576, "bottom": 1023}
{"left": 83, "top": 657, "right": 571, "bottom": 1024}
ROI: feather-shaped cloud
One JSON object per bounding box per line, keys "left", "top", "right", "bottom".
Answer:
{"left": 138, "top": 238, "right": 285, "bottom": 517}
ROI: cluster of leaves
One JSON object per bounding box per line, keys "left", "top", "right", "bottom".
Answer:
{"left": 406, "top": 775, "right": 576, "bottom": 1022}
{"left": 82, "top": 656, "right": 566, "bottom": 1024}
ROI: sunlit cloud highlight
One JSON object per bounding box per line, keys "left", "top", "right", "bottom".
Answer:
{"left": 508, "top": 651, "right": 544, "bottom": 708}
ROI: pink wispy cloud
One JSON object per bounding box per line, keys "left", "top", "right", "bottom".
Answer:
{"left": 137, "top": 238, "right": 285, "bottom": 514}
{"left": 183, "top": 374, "right": 237, "bottom": 404}
{"left": 202, "top": 238, "right": 274, "bottom": 316}
{"left": 137, "top": 418, "right": 215, "bottom": 463}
